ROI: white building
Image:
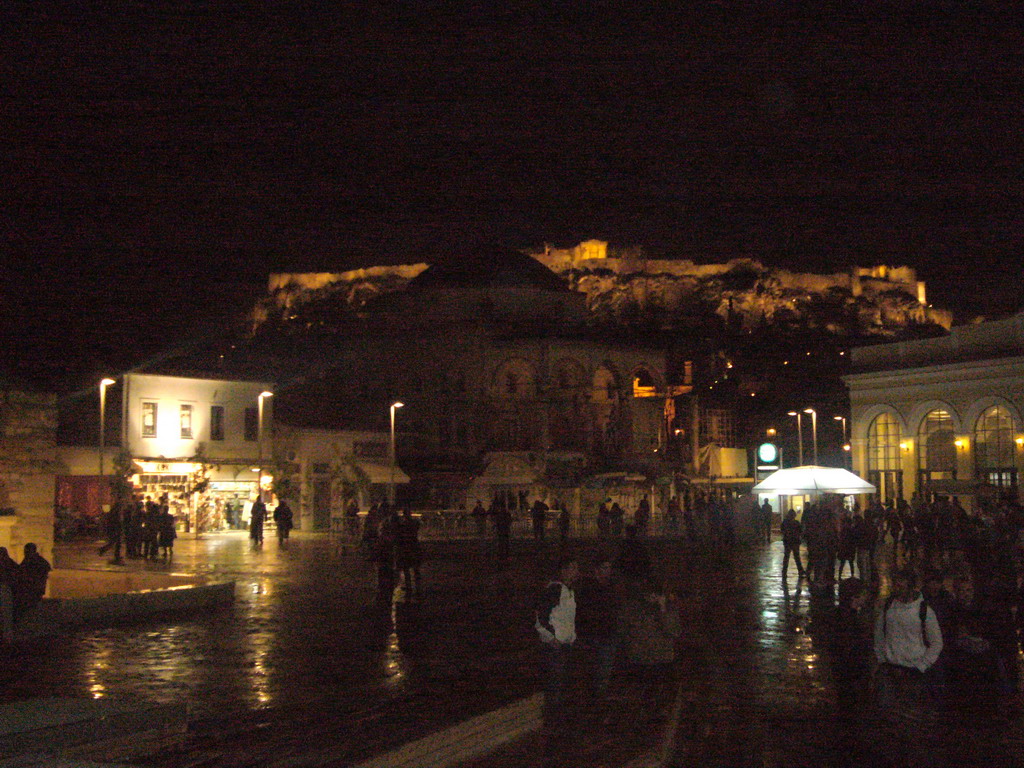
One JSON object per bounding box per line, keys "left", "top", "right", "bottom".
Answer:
{"left": 845, "top": 312, "right": 1024, "bottom": 505}
{"left": 118, "top": 373, "right": 276, "bottom": 530}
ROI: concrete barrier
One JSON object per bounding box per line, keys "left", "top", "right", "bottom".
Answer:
{"left": 13, "top": 580, "right": 235, "bottom": 640}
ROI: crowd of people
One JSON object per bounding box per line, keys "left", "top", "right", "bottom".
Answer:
{"left": 534, "top": 538, "right": 682, "bottom": 755}
{"left": 359, "top": 502, "right": 423, "bottom": 601}
{"left": 99, "top": 494, "right": 177, "bottom": 563}
{"left": 780, "top": 492, "right": 1024, "bottom": 717}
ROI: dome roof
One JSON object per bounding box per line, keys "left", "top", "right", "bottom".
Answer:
{"left": 410, "top": 245, "right": 569, "bottom": 292}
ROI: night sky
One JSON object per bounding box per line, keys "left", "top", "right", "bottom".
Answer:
{"left": 3, "top": 3, "right": 1023, "bottom": 386}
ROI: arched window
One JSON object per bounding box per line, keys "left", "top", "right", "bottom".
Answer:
{"left": 867, "top": 412, "right": 903, "bottom": 503}
{"left": 918, "top": 409, "right": 956, "bottom": 488}
{"left": 632, "top": 367, "right": 658, "bottom": 398}
{"left": 974, "top": 405, "right": 1017, "bottom": 488}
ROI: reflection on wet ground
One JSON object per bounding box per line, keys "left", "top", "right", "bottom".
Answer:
{"left": 4, "top": 532, "right": 1024, "bottom": 766}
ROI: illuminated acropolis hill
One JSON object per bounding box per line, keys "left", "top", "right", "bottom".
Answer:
{"left": 257, "top": 240, "right": 952, "bottom": 333}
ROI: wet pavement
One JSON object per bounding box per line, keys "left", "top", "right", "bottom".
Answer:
{"left": 4, "top": 531, "right": 1024, "bottom": 766}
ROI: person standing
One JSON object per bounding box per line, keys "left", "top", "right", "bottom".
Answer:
{"left": 874, "top": 568, "right": 943, "bottom": 705}
{"left": 760, "top": 499, "right": 774, "bottom": 544}
{"left": 471, "top": 500, "right": 488, "bottom": 538}
{"left": 535, "top": 554, "right": 579, "bottom": 740}
{"left": 557, "top": 506, "right": 571, "bottom": 546}
{"left": 634, "top": 495, "right": 650, "bottom": 537}
{"left": 610, "top": 501, "right": 625, "bottom": 538}
{"left": 781, "top": 509, "right": 805, "bottom": 581}
{"left": 15, "top": 543, "right": 51, "bottom": 619}
{"left": 531, "top": 499, "right": 549, "bottom": 542}
{"left": 274, "top": 498, "right": 294, "bottom": 544}
{"left": 493, "top": 499, "right": 512, "bottom": 559}
{"left": 158, "top": 504, "right": 177, "bottom": 559}
{"left": 575, "top": 555, "right": 620, "bottom": 699}
{"left": 250, "top": 494, "right": 266, "bottom": 545}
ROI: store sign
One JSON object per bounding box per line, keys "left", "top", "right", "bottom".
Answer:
{"left": 757, "top": 442, "right": 779, "bottom": 466}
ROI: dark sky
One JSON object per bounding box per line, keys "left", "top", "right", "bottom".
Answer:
{"left": 3, "top": 3, "right": 1023, "bottom": 385}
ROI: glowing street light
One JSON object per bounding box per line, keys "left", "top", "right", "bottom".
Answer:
{"left": 803, "top": 408, "right": 818, "bottom": 465}
{"left": 257, "top": 391, "right": 273, "bottom": 498}
{"left": 389, "top": 402, "right": 404, "bottom": 505}
{"left": 834, "top": 416, "right": 849, "bottom": 468}
{"left": 99, "top": 378, "right": 116, "bottom": 478}
{"left": 787, "top": 411, "right": 804, "bottom": 466}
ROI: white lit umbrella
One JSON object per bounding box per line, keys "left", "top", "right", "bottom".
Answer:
{"left": 752, "top": 465, "right": 876, "bottom": 496}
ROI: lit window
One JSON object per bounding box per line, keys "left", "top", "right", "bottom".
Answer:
{"left": 975, "top": 405, "right": 1017, "bottom": 487}
{"left": 180, "top": 404, "right": 193, "bottom": 439}
{"left": 210, "top": 405, "right": 225, "bottom": 441}
{"left": 142, "top": 402, "right": 158, "bottom": 438}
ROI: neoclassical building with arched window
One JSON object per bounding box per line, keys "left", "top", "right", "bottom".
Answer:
{"left": 844, "top": 311, "right": 1024, "bottom": 505}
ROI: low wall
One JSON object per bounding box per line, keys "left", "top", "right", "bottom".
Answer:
{"left": 11, "top": 579, "right": 235, "bottom": 641}
{"left": 48, "top": 568, "right": 206, "bottom": 599}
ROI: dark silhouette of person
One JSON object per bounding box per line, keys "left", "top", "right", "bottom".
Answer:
{"left": 395, "top": 507, "right": 422, "bottom": 598}
{"left": 531, "top": 499, "right": 549, "bottom": 541}
{"left": 492, "top": 499, "right": 512, "bottom": 559}
{"left": 15, "top": 543, "right": 51, "bottom": 619}
{"left": 158, "top": 506, "right": 177, "bottom": 558}
{"left": 616, "top": 524, "right": 652, "bottom": 584}
{"left": 274, "top": 499, "right": 294, "bottom": 543}
{"left": 98, "top": 501, "right": 124, "bottom": 563}
{"left": 250, "top": 495, "right": 267, "bottom": 545}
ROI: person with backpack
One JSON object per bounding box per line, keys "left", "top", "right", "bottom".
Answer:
{"left": 874, "top": 568, "right": 943, "bottom": 706}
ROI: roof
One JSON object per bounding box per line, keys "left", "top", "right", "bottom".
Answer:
{"left": 409, "top": 245, "right": 569, "bottom": 293}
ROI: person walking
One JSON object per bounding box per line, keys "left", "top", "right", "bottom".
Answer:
{"left": 249, "top": 495, "right": 266, "bottom": 546}
{"left": 557, "top": 506, "right": 571, "bottom": 546}
{"left": 98, "top": 501, "right": 124, "bottom": 563}
{"left": 781, "top": 509, "right": 805, "bottom": 581}
{"left": 274, "top": 498, "right": 294, "bottom": 544}
{"left": 395, "top": 507, "right": 422, "bottom": 598}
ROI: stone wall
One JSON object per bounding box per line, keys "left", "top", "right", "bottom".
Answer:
{"left": 0, "top": 390, "right": 60, "bottom": 564}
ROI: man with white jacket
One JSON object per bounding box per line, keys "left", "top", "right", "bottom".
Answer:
{"left": 536, "top": 554, "right": 579, "bottom": 735}
{"left": 874, "top": 568, "right": 943, "bottom": 705}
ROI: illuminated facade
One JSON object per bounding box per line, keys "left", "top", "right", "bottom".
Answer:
{"left": 274, "top": 247, "right": 672, "bottom": 510}
{"left": 845, "top": 312, "right": 1024, "bottom": 504}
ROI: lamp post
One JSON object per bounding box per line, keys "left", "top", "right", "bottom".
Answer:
{"left": 787, "top": 411, "right": 804, "bottom": 466}
{"left": 99, "top": 378, "right": 116, "bottom": 479}
{"left": 389, "top": 401, "right": 404, "bottom": 505}
{"left": 834, "top": 416, "right": 849, "bottom": 468}
{"left": 258, "top": 391, "right": 273, "bottom": 499}
{"left": 804, "top": 408, "right": 818, "bottom": 465}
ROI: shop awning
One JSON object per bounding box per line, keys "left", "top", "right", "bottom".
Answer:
{"left": 752, "top": 466, "right": 875, "bottom": 495}
{"left": 344, "top": 461, "right": 410, "bottom": 485}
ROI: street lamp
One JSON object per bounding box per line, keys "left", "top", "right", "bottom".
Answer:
{"left": 834, "top": 416, "right": 849, "bottom": 467}
{"left": 803, "top": 408, "right": 818, "bottom": 465}
{"left": 258, "top": 391, "right": 273, "bottom": 499}
{"left": 787, "top": 411, "right": 804, "bottom": 466}
{"left": 99, "top": 378, "right": 116, "bottom": 478}
{"left": 389, "top": 401, "right": 404, "bottom": 505}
